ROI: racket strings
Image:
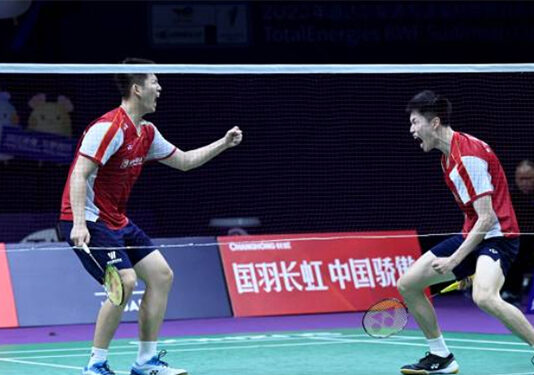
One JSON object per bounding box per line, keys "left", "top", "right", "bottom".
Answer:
{"left": 103, "top": 266, "right": 124, "bottom": 306}
{"left": 362, "top": 299, "right": 408, "bottom": 338}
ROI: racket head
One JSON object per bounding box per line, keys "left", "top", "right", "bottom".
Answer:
{"left": 362, "top": 298, "right": 408, "bottom": 338}
{"left": 103, "top": 265, "right": 124, "bottom": 306}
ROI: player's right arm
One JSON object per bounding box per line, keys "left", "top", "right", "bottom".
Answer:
{"left": 69, "top": 120, "right": 123, "bottom": 246}
{"left": 70, "top": 156, "right": 99, "bottom": 247}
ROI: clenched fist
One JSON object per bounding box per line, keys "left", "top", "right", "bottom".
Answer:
{"left": 224, "top": 126, "right": 243, "bottom": 148}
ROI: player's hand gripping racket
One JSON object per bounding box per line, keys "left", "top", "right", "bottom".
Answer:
{"left": 362, "top": 275, "right": 474, "bottom": 338}
{"left": 80, "top": 243, "right": 124, "bottom": 306}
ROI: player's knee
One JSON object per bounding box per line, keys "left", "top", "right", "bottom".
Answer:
{"left": 148, "top": 264, "right": 173, "bottom": 289}
{"left": 161, "top": 265, "right": 173, "bottom": 287}
{"left": 472, "top": 289, "right": 498, "bottom": 312}
{"left": 397, "top": 274, "right": 413, "bottom": 296}
{"left": 120, "top": 272, "right": 137, "bottom": 298}
{"left": 398, "top": 273, "right": 428, "bottom": 300}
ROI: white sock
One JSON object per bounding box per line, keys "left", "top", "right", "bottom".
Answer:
{"left": 427, "top": 335, "right": 451, "bottom": 358}
{"left": 88, "top": 347, "right": 108, "bottom": 367}
{"left": 137, "top": 341, "right": 157, "bottom": 365}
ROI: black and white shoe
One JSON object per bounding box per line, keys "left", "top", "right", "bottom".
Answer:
{"left": 400, "top": 352, "right": 459, "bottom": 374}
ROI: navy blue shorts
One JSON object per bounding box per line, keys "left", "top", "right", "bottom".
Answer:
{"left": 59, "top": 220, "right": 156, "bottom": 284}
{"left": 430, "top": 235, "right": 519, "bottom": 280}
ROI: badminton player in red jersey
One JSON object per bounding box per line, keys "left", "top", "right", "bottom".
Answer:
{"left": 59, "top": 58, "right": 242, "bottom": 375}
{"left": 397, "top": 90, "right": 534, "bottom": 374}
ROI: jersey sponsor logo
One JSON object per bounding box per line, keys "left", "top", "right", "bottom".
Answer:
{"left": 106, "top": 250, "right": 123, "bottom": 265}
{"left": 120, "top": 157, "right": 144, "bottom": 169}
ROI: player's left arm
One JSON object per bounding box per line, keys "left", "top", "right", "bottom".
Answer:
{"left": 432, "top": 195, "right": 497, "bottom": 274}
{"left": 452, "top": 195, "right": 497, "bottom": 261}
{"left": 161, "top": 126, "right": 242, "bottom": 171}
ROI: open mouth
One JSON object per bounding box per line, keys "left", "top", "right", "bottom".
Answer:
{"left": 414, "top": 136, "right": 424, "bottom": 148}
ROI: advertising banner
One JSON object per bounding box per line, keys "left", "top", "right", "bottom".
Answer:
{"left": 0, "top": 126, "right": 76, "bottom": 164}
{"left": 218, "top": 231, "right": 422, "bottom": 317}
{"left": 150, "top": 3, "right": 249, "bottom": 46}
{"left": 0, "top": 243, "right": 18, "bottom": 328}
{"left": 6, "top": 237, "right": 231, "bottom": 326}
{"left": 156, "top": 237, "right": 232, "bottom": 319}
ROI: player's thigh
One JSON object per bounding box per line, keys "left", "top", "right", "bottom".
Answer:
{"left": 122, "top": 221, "right": 158, "bottom": 266}
{"left": 59, "top": 220, "right": 133, "bottom": 283}
{"left": 399, "top": 236, "right": 462, "bottom": 290}
{"left": 398, "top": 251, "right": 455, "bottom": 292}
{"left": 122, "top": 221, "right": 172, "bottom": 284}
{"left": 472, "top": 255, "right": 505, "bottom": 300}
{"left": 473, "top": 237, "right": 518, "bottom": 297}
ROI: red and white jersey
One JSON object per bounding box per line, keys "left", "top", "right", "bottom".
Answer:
{"left": 441, "top": 132, "right": 519, "bottom": 238}
{"left": 60, "top": 107, "right": 176, "bottom": 229}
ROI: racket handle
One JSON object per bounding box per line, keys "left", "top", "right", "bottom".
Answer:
{"left": 81, "top": 243, "right": 91, "bottom": 254}
{"left": 439, "top": 274, "right": 474, "bottom": 294}
{"left": 80, "top": 243, "right": 104, "bottom": 273}
{"left": 439, "top": 280, "right": 461, "bottom": 294}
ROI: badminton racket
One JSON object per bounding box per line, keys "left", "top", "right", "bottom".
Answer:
{"left": 79, "top": 243, "right": 124, "bottom": 306}
{"left": 362, "top": 275, "right": 474, "bottom": 338}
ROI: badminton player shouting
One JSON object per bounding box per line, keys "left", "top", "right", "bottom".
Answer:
{"left": 59, "top": 58, "right": 242, "bottom": 375}
{"left": 397, "top": 90, "right": 534, "bottom": 374}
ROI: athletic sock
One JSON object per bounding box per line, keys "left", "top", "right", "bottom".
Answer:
{"left": 136, "top": 341, "right": 157, "bottom": 365}
{"left": 427, "top": 335, "right": 451, "bottom": 358}
{"left": 88, "top": 347, "right": 108, "bottom": 367}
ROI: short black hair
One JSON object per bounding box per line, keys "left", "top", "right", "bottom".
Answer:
{"left": 114, "top": 57, "right": 156, "bottom": 99}
{"left": 406, "top": 90, "right": 452, "bottom": 127}
{"left": 518, "top": 159, "right": 534, "bottom": 170}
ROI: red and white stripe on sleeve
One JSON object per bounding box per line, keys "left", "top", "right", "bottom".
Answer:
{"left": 449, "top": 156, "right": 493, "bottom": 205}
{"left": 79, "top": 121, "right": 124, "bottom": 166}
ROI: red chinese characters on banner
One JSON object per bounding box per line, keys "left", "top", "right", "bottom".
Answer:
{"left": 218, "top": 231, "right": 422, "bottom": 317}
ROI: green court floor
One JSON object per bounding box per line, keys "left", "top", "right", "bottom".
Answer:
{"left": 0, "top": 328, "right": 532, "bottom": 375}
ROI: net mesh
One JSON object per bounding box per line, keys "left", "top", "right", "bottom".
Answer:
{"left": 0, "top": 67, "right": 533, "bottom": 243}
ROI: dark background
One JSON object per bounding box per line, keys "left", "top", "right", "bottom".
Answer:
{"left": 0, "top": 1, "right": 533, "bottom": 247}
{"left": 4, "top": 1, "right": 534, "bottom": 64}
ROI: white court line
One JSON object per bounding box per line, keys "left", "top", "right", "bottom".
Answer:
{"left": 0, "top": 332, "right": 527, "bottom": 356}
{"left": 337, "top": 333, "right": 529, "bottom": 347}
{"left": 1, "top": 356, "right": 531, "bottom": 375}
{"left": 0, "top": 332, "right": 528, "bottom": 359}
{"left": 0, "top": 358, "right": 83, "bottom": 371}
{"left": 0, "top": 333, "right": 346, "bottom": 355}
{"left": 310, "top": 336, "right": 533, "bottom": 353}
{"left": 1, "top": 337, "right": 532, "bottom": 361}
{"left": 314, "top": 333, "right": 530, "bottom": 348}
{"left": 0, "top": 336, "right": 531, "bottom": 375}
{"left": 0, "top": 358, "right": 128, "bottom": 374}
